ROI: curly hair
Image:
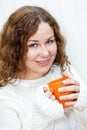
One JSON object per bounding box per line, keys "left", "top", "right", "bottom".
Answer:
{"left": 0, "top": 6, "right": 70, "bottom": 87}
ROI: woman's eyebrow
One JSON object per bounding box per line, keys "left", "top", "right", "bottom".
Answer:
{"left": 47, "top": 35, "right": 55, "bottom": 40}
{"left": 28, "top": 35, "right": 55, "bottom": 42}
{"left": 27, "top": 39, "right": 38, "bottom": 42}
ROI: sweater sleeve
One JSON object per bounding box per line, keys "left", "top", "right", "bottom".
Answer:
{"left": 32, "top": 85, "right": 64, "bottom": 129}
{"left": 69, "top": 66, "right": 87, "bottom": 130}
{"left": 0, "top": 87, "right": 22, "bottom": 130}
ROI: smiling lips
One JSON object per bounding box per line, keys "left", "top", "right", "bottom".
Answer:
{"left": 36, "top": 59, "right": 50, "bottom": 67}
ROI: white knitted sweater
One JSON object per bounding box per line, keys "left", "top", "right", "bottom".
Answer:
{"left": 0, "top": 65, "right": 87, "bottom": 130}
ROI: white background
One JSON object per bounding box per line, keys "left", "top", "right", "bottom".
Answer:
{"left": 0, "top": 0, "right": 87, "bottom": 84}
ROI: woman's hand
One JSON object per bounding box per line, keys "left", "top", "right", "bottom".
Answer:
{"left": 43, "top": 87, "right": 57, "bottom": 102}
{"left": 58, "top": 76, "right": 80, "bottom": 107}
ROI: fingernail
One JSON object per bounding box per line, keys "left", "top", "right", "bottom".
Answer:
{"left": 58, "top": 88, "right": 64, "bottom": 92}
{"left": 59, "top": 96, "right": 64, "bottom": 100}
{"left": 62, "top": 80, "right": 67, "bottom": 84}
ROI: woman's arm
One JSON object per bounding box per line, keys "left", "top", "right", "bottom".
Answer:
{"left": 69, "top": 66, "right": 87, "bottom": 130}
{"left": 0, "top": 104, "right": 22, "bottom": 130}
{"left": 33, "top": 85, "right": 64, "bottom": 129}
{"left": 0, "top": 88, "right": 22, "bottom": 130}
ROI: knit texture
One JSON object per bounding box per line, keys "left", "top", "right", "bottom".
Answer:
{"left": 0, "top": 64, "right": 87, "bottom": 130}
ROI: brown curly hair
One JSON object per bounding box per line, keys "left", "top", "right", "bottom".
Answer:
{"left": 0, "top": 6, "right": 70, "bottom": 87}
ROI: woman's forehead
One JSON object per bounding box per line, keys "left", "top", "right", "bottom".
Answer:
{"left": 28, "top": 22, "right": 54, "bottom": 40}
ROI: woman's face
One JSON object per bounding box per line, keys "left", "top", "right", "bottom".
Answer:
{"left": 24, "top": 22, "right": 57, "bottom": 79}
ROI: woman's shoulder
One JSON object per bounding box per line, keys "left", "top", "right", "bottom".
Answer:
{"left": 50, "top": 64, "right": 83, "bottom": 81}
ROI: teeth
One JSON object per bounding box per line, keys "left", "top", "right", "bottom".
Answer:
{"left": 40, "top": 61, "right": 46, "bottom": 63}
{"left": 38, "top": 61, "right": 48, "bottom": 63}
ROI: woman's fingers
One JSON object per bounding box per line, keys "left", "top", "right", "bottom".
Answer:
{"left": 62, "top": 78, "right": 80, "bottom": 86}
{"left": 43, "top": 86, "right": 48, "bottom": 92}
{"left": 45, "top": 91, "right": 56, "bottom": 101}
{"left": 58, "top": 85, "right": 80, "bottom": 92}
{"left": 59, "top": 92, "right": 79, "bottom": 100}
{"left": 58, "top": 77, "right": 80, "bottom": 107}
{"left": 43, "top": 76, "right": 80, "bottom": 106}
{"left": 45, "top": 90, "right": 52, "bottom": 98}
{"left": 58, "top": 77, "right": 80, "bottom": 94}
{"left": 43, "top": 87, "right": 56, "bottom": 101}
{"left": 50, "top": 95, "right": 56, "bottom": 101}
{"left": 65, "top": 101, "right": 76, "bottom": 107}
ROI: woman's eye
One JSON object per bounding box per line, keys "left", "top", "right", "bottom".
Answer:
{"left": 46, "top": 40, "right": 54, "bottom": 44}
{"left": 28, "top": 43, "right": 38, "bottom": 48}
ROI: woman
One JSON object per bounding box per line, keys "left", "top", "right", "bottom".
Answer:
{"left": 0, "top": 6, "right": 87, "bottom": 130}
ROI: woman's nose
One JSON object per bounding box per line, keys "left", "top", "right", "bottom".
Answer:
{"left": 40, "top": 46, "right": 49, "bottom": 57}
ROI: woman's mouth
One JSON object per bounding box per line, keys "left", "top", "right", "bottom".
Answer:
{"left": 36, "top": 59, "right": 50, "bottom": 67}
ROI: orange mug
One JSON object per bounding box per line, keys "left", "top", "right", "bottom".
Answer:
{"left": 48, "top": 76, "right": 73, "bottom": 108}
